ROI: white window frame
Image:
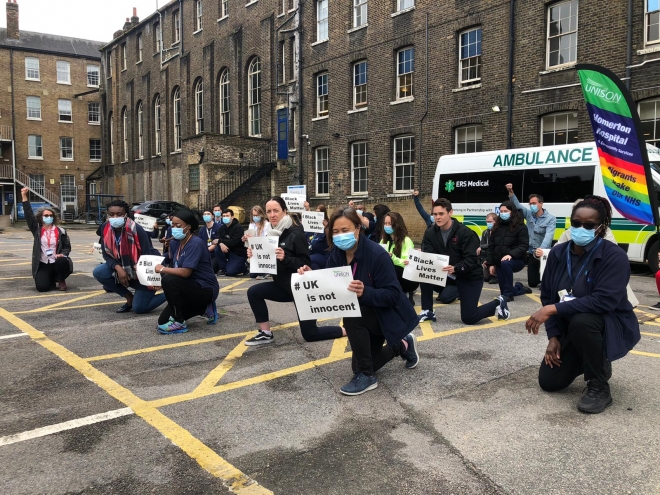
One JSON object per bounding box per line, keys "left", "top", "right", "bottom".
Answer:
{"left": 88, "top": 102, "right": 101, "bottom": 124}
{"left": 56, "top": 61, "right": 71, "bottom": 84}
{"left": 195, "top": 0, "right": 203, "bottom": 32}
{"left": 137, "top": 102, "right": 144, "bottom": 159}
{"left": 353, "top": 61, "right": 367, "bottom": 109}
{"left": 26, "top": 96, "right": 41, "bottom": 120}
{"left": 248, "top": 58, "right": 262, "bottom": 137}
{"left": 315, "top": 147, "right": 330, "bottom": 196}
{"left": 121, "top": 44, "right": 127, "bottom": 70}
{"left": 317, "top": 73, "right": 329, "bottom": 117}
{"left": 459, "top": 27, "right": 482, "bottom": 87}
{"left": 640, "top": 99, "right": 660, "bottom": 147}
{"left": 353, "top": 0, "right": 367, "bottom": 28}
{"left": 155, "top": 23, "right": 162, "bottom": 53}
{"left": 25, "top": 57, "right": 40, "bottom": 81}
{"left": 87, "top": 65, "right": 100, "bottom": 87}
{"left": 317, "top": 0, "right": 328, "bottom": 41}
{"left": 219, "top": 70, "right": 230, "bottom": 135}
{"left": 455, "top": 125, "right": 483, "bottom": 154}
{"left": 396, "top": 47, "right": 414, "bottom": 100}
{"left": 90, "top": 138, "right": 102, "bottom": 162}
{"left": 173, "top": 11, "right": 181, "bottom": 43}
{"left": 646, "top": 0, "right": 660, "bottom": 45}
{"left": 28, "top": 135, "right": 43, "bottom": 159}
{"left": 59, "top": 137, "right": 74, "bottom": 161}
{"left": 393, "top": 136, "right": 415, "bottom": 193}
{"left": 195, "top": 80, "right": 204, "bottom": 134}
{"left": 154, "top": 96, "right": 162, "bottom": 155}
{"left": 540, "top": 112, "right": 578, "bottom": 146}
{"left": 220, "top": 0, "right": 228, "bottom": 19}
{"left": 546, "top": 0, "right": 579, "bottom": 69}
{"left": 137, "top": 34, "right": 143, "bottom": 62}
{"left": 351, "top": 141, "right": 368, "bottom": 195}
{"left": 122, "top": 109, "right": 128, "bottom": 162}
{"left": 58, "top": 99, "right": 73, "bottom": 123}
{"left": 397, "top": 0, "right": 414, "bottom": 11}
{"left": 29, "top": 174, "right": 45, "bottom": 199}
{"left": 173, "top": 88, "right": 181, "bottom": 151}
{"left": 109, "top": 115, "right": 115, "bottom": 163}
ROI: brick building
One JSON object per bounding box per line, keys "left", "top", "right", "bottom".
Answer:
{"left": 0, "top": 0, "right": 104, "bottom": 218}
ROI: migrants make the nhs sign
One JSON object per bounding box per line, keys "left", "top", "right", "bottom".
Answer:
{"left": 577, "top": 64, "right": 659, "bottom": 226}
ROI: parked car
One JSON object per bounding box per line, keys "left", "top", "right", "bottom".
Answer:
{"left": 131, "top": 201, "right": 203, "bottom": 225}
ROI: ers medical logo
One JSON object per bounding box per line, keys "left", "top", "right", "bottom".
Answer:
{"left": 455, "top": 180, "right": 489, "bottom": 187}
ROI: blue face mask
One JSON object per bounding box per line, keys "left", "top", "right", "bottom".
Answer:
{"left": 333, "top": 232, "right": 357, "bottom": 251}
{"left": 43, "top": 216, "right": 54, "bottom": 225}
{"left": 356, "top": 210, "right": 363, "bottom": 216}
{"left": 571, "top": 226, "right": 598, "bottom": 246}
{"left": 171, "top": 227, "right": 187, "bottom": 240}
{"left": 214, "top": 211, "right": 222, "bottom": 218}
{"left": 109, "top": 217, "right": 125, "bottom": 229}
{"left": 384, "top": 226, "right": 394, "bottom": 235}
{"left": 530, "top": 204, "right": 539, "bottom": 214}
{"left": 203, "top": 215, "right": 212, "bottom": 223}
{"left": 166, "top": 218, "right": 172, "bottom": 226}
{"left": 486, "top": 222, "right": 494, "bottom": 230}
{"left": 253, "top": 216, "right": 262, "bottom": 223}
{"left": 373, "top": 217, "right": 377, "bottom": 222}
{"left": 499, "top": 212, "right": 510, "bottom": 222}
{"left": 222, "top": 217, "right": 231, "bottom": 225}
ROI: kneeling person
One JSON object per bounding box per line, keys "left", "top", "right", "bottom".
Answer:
{"left": 216, "top": 209, "right": 247, "bottom": 276}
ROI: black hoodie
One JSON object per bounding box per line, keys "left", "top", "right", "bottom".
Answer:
{"left": 273, "top": 223, "right": 311, "bottom": 293}
{"left": 421, "top": 218, "right": 482, "bottom": 281}
{"left": 218, "top": 218, "right": 247, "bottom": 257}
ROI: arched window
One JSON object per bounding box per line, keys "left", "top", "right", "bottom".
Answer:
{"left": 173, "top": 87, "right": 181, "bottom": 151}
{"left": 154, "top": 95, "right": 162, "bottom": 155}
{"left": 248, "top": 58, "right": 262, "bottom": 137}
{"left": 109, "top": 113, "right": 114, "bottom": 163}
{"left": 137, "top": 102, "right": 144, "bottom": 159}
{"left": 219, "top": 70, "right": 230, "bottom": 135}
{"left": 195, "top": 79, "right": 204, "bottom": 134}
{"left": 122, "top": 107, "right": 128, "bottom": 162}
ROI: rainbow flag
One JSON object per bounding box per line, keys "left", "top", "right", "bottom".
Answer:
{"left": 577, "top": 64, "right": 659, "bottom": 226}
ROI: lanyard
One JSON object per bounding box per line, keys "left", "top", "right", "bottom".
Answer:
{"left": 351, "top": 261, "right": 358, "bottom": 278}
{"left": 566, "top": 238, "right": 602, "bottom": 293}
{"left": 43, "top": 227, "right": 55, "bottom": 249}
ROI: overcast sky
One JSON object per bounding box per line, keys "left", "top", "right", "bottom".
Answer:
{"left": 0, "top": 0, "right": 167, "bottom": 42}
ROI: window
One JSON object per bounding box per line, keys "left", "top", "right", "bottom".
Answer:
{"left": 398, "top": 0, "right": 414, "bottom": 10}
{"left": 220, "top": 0, "right": 228, "bottom": 18}
{"left": 351, "top": 142, "right": 368, "bottom": 194}
{"left": 459, "top": 27, "right": 482, "bottom": 86}
{"left": 195, "top": 80, "right": 204, "bottom": 134}
{"left": 317, "top": 0, "right": 328, "bottom": 41}
{"left": 26, "top": 96, "right": 41, "bottom": 119}
{"left": 90, "top": 139, "right": 102, "bottom": 162}
{"left": 137, "top": 102, "right": 144, "bottom": 159}
{"left": 280, "top": 41, "right": 286, "bottom": 83}
{"left": 60, "top": 175, "right": 76, "bottom": 207}
{"left": 56, "top": 61, "right": 70, "bottom": 83}
{"left": 121, "top": 44, "right": 127, "bottom": 70}
{"left": 219, "top": 70, "right": 230, "bottom": 134}
{"left": 353, "top": 61, "right": 367, "bottom": 108}
{"left": 28, "top": 135, "right": 43, "bottom": 159}
{"left": 88, "top": 103, "right": 100, "bottom": 125}
{"left": 393, "top": 136, "right": 415, "bottom": 192}
{"left": 109, "top": 114, "right": 115, "bottom": 163}
{"left": 647, "top": 1, "right": 660, "bottom": 44}
{"left": 248, "top": 58, "right": 262, "bottom": 136}
{"left": 317, "top": 73, "right": 329, "bottom": 117}
{"left": 87, "top": 65, "right": 100, "bottom": 87}
{"left": 60, "top": 137, "right": 74, "bottom": 160}
{"left": 455, "top": 125, "right": 483, "bottom": 153}
{"left": 25, "top": 57, "right": 40, "bottom": 80}
{"left": 173, "top": 88, "right": 181, "bottom": 150}
{"left": 122, "top": 108, "right": 128, "bottom": 162}
{"left": 173, "top": 10, "right": 181, "bottom": 42}
{"left": 397, "top": 47, "right": 414, "bottom": 99}
{"left": 541, "top": 112, "right": 578, "bottom": 146}
{"left": 155, "top": 22, "right": 162, "bottom": 52}
{"left": 315, "top": 147, "right": 329, "bottom": 195}
{"left": 137, "top": 34, "right": 143, "bottom": 62}
{"left": 353, "top": 0, "right": 367, "bottom": 28}
{"left": 154, "top": 96, "right": 162, "bottom": 155}
{"left": 640, "top": 99, "right": 660, "bottom": 147}
{"left": 29, "top": 174, "right": 45, "bottom": 200}
{"left": 107, "top": 51, "right": 113, "bottom": 79}
{"left": 58, "top": 99, "right": 72, "bottom": 122}
{"left": 195, "top": 0, "right": 203, "bottom": 31}
{"left": 189, "top": 164, "right": 200, "bottom": 191}
{"left": 547, "top": 0, "right": 578, "bottom": 68}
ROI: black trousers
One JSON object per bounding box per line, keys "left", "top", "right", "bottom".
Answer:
{"left": 344, "top": 305, "right": 406, "bottom": 376}
{"left": 527, "top": 254, "right": 541, "bottom": 288}
{"left": 34, "top": 259, "right": 72, "bottom": 292}
{"left": 538, "top": 313, "right": 609, "bottom": 391}
{"left": 247, "top": 281, "right": 343, "bottom": 342}
{"left": 394, "top": 265, "right": 419, "bottom": 294}
{"left": 158, "top": 274, "right": 214, "bottom": 324}
{"left": 421, "top": 278, "right": 500, "bottom": 325}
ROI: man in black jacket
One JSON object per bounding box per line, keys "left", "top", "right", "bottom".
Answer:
{"left": 418, "top": 199, "right": 510, "bottom": 324}
{"left": 216, "top": 209, "right": 247, "bottom": 276}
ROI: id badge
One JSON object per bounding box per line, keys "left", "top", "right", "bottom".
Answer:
{"left": 558, "top": 289, "right": 576, "bottom": 303}
{"left": 45, "top": 248, "right": 54, "bottom": 256}
{"left": 207, "top": 239, "right": 212, "bottom": 246}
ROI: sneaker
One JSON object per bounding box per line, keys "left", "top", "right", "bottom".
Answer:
{"left": 400, "top": 333, "right": 419, "bottom": 369}
{"left": 245, "top": 330, "right": 274, "bottom": 346}
{"left": 496, "top": 295, "right": 511, "bottom": 321}
{"left": 577, "top": 380, "right": 613, "bottom": 414}
{"left": 217, "top": 270, "right": 226, "bottom": 277}
{"left": 157, "top": 318, "right": 189, "bottom": 335}
{"left": 650, "top": 302, "right": 660, "bottom": 310}
{"left": 488, "top": 277, "right": 499, "bottom": 284}
{"left": 255, "top": 275, "right": 266, "bottom": 280}
{"left": 205, "top": 302, "right": 218, "bottom": 325}
{"left": 521, "top": 285, "right": 533, "bottom": 294}
{"left": 58, "top": 280, "right": 68, "bottom": 291}
{"left": 418, "top": 310, "right": 436, "bottom": 323}
{"left": 340, "top": 373, "right": 378, "bottom": 396}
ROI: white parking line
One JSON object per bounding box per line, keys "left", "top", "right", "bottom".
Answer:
{"left": 0, "top": 408, "right": 134, "bottom": 447}
{"left": 0, "top": 333, "right": 28, "bottom": 340}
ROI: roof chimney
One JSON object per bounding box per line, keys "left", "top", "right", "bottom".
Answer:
{"left": 123, "top": 17, "right": 132, "bottom": 30}
{"left": 131, "top": 7, "right": 139, "bottom": 25}
{"left": 6, "top": 0, "right": 19, "bottom": 41}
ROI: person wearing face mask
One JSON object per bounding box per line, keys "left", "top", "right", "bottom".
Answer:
{"left": 308, "top": 205, "right": 331, "bottom": 270}
{"left": 93, "top": 199, "right": 166, "bottom": 314}
{"left": 215, "top": 209, "right": 247, "bottom": 277}
{"left": 245, "top": 197, "right": 345, "bottom": 345}
{"left": 380, "top": 212, "right": 418, "bottom": 305}
{"left": 479, "top": 212, "right": 498, "bottom": 284}
{"left": 298, "top": 207, "right": 420, "bottom": 395}
{"left": 506, "top": 184, "right": 556, "bottom": 290}
{"left": 243, "top": 205, "right": 272, "bottom": 280}
{"left": 487, "top": 201, "right": 529, "bottom": 302}
{"left": 20, "top": 187, "right": 73, "bottom": 292}
{"left": 154, "top": 210, "right": 220, "bottom": 333}
{"left": 159, "top": 214, "right": 174, "bottom": 247}
{"left": 212, "top": 204, "right": 223, "bottom": 226}
{"left": 198, "top": 210, "right": 222, "bottom": 274}
{"left": 526, "top": 196, "right": 639, "bottom": 414}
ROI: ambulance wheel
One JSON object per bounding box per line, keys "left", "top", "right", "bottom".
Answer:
{"left": 649, "top": 241, "right": 659, "bottom": 273}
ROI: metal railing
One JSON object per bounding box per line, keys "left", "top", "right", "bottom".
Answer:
{"left": 0, "top": 163, "right": 11, "bottom": 179}
{"left": 13, "top": 167, "right": 60, "bottom": 207}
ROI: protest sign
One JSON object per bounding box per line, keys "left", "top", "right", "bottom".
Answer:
{"left": 403, "top": 251, "right": 450, "bottom": 287}
{"left": 287, "top": 185, "right": 307, "bottom": 198}
{"left": 136, "top": 255, "right": 165, "bottom": 286}
{"left": 291, "top": 266, "right": 361, "bottom": 321}
{"left": 539, "top": 249, "right": 552, "bottom": 280}
{"left": 134, "top": 213, "right": 156, "bottom": 232}
{"left": 248, "top": 236, "right": 279, "bottom": 275}
{"left": 281, "top": 194, "right": 306, "bottom": 213}
{"left": 301, "top": 211, "right": 325, "bottom": 233}
{"left": 92, "top": 242, "right": 104, "bottom": 263}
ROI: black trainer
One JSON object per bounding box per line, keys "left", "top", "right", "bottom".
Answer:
{"left": 400, "top": 333, "right": 419, "bottom": 369}
{"left": 577, "top": 380, "right": 613, "bottom": 414}
{"left": 245, "top": 330, "right": 274, "bottom": 346}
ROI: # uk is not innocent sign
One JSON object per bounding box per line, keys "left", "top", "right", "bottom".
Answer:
{"left": 403, "top": 251, "right": 450, "bottom": 287}
{"left": 281, "top": 194, "right": 306, "bottom": 213}
{"left": 539, "top": 249, "right": 552, "bottom": 279}
{"left": 136, "top": 255, "right": 165, "bottom": 286}
{"left": 133, "top": 213, "right": 157, "bottom": 232}
{"left": 291, "top": 266, "right": 361, "bottom": 321}
{"left": 301, "top": 212, "right": 325, "bottom": 233}
{"left": 248, "top": 236, "right": 279, "bottom": 275}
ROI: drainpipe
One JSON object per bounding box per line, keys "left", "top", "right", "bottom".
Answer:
{"left": 418, "top": 13, "right": 429, "bottom": 191}
{"left": 10, "top": 48, "right": 17, "bottom": 220}
{"left": 626, "top": 0, "right": 632, "bottom": 89}
{"left": 297, "top": 2, "right": 304, "bottom": 184}
{"left": 506, "top": 0, "right": 515, "bottom": 149}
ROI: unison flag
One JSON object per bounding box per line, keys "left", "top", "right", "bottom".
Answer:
{"left": 577, "top": 64, "right": 659, "bottom": 226}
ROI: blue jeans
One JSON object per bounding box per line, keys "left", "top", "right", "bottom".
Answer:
{"left": 496, "top": 259, "right": 526, "bottom": 297}
{"left": 217, "top": 250, "right": 247, "bottom": 276}
{"left": 93, "top": 263, "right": 167, "bottom": 314}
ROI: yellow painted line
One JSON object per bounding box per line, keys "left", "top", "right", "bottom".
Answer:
{"left": 0, "top": 273, "right": 87, "bottom": 281}
{"left": 630, "top": 350, "right": 660, "bottom": 358}
{"left": 0, "top": 261, "right": 32, "bottom": 266}
{"left": 220, "top": 279, "right": 249, "bottom": 293}
{"left": 0, "top": 292, "right": 99, "bottom": 302}
{"left": 0, "top": 258, "right": 29, "bottom": 263}
{"left": 193, "top": 338, "right": 251, "bottom": 394}
{"left": 418, "top": 320, "right": 436, "bottom": 338}
{"left": 643, "top": 321, "right": 660, "bottom": 327}
{"left": 525, "top": 293, "right": 542, "bottom": 304}
{"left": 0, "top": 307, "right": 273, "bottom": 495}
{"left": 641, "top": 332, "right": 660, "bottom": 338}
{"left": 328, "top": 337, "right": 349, "bottom": 358}
{"left": 417, "top": 316, "right": 529, "bottom": 342}
{"left": 23, "top": 290, "right": 105, "bottom": 312}
{"left": 12, "top": 301, "right": 120, "bottom": 314}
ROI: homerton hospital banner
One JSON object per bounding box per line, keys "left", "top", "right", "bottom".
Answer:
{"left": 577, "top": 64, "right": 659, "bottom": 226}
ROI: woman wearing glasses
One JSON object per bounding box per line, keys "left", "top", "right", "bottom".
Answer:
{"left": 526, "top": 195, "right": 640, "bottom": 414}
{"left": 21, "top": 187, "right": 73, "bottom": 292}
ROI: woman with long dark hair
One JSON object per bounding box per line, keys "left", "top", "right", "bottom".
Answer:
{"left": 370, "top": 204, "right": 391, "bottom": 242}
{"left": 380, "top": 211, "right": 418, "bottom": 305}
{"left": 308, "top": 205, "right": 330, "bottom": 270}
{"left": 487, "top": 200, "right": 529, "bottom": 301}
